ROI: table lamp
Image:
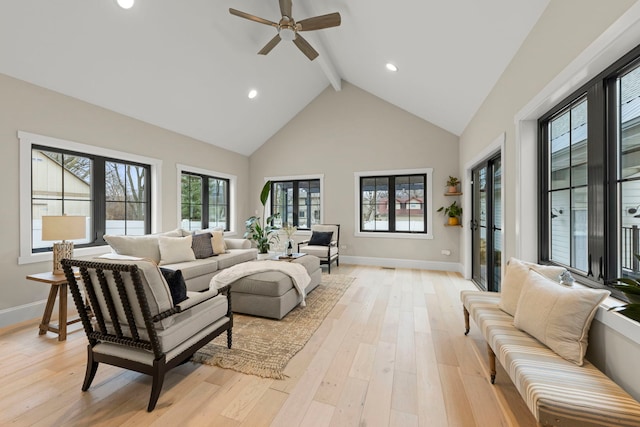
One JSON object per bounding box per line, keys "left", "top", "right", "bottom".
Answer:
{"left": 42, "top": 215, "right": 86, "bottom": 274}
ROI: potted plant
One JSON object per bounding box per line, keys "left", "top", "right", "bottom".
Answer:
{"left": 244, "top": 180, "right": 280, "bottom": 254}
{"left": 609, "top": 256, "right": 640, "bottom": 322}
{"left": 446, "top": 176, "right": 460, "bottom": 193}
{"left": 437, "top": 200, "right": 463, "bottom": 225}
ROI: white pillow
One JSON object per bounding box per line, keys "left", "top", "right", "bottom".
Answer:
{"left": 513, "top": 269, "right": 609, "bottom": 365}
{"left": 158, "top": 235, "right": 196, "bottom": 265}
{"left": 499, "top": 257, "right": 567, "bottom": 316}
{"left": 211, "top": 230, "right": 227, "bottom": 255}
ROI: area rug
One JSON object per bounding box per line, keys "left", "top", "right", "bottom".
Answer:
{"left": 191, "top": 274, "right": 354, "bottom": 379}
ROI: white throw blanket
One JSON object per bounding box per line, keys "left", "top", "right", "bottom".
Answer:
{"left": 210, "top": 260, "right": 311, "bottom": 307}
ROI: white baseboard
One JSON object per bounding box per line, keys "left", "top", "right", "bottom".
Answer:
{"left": 0, "top": 299, "right": 50, "bottom": 328}
{"left": 340, "top": 255, "right": 463, "bottom": 274}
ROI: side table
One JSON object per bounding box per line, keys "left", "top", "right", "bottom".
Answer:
{"left": 27, "top": 271, "right": 81, "bottom": 341}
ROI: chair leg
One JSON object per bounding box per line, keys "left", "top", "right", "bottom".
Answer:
{"left": 227, "top": 328, "right": 232, "bottom": 349}
{"left": 147, "top": 358, "right": 167, "bottom": 412}
{"left": 82, "top": 345, "right": 99, "bottom": 391}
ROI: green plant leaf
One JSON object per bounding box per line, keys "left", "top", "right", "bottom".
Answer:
{"left": 260, "top": 180, "right": 272, "bottom": 207}
{"left": 609, "top": 304, "right": 640, "bottom": 322}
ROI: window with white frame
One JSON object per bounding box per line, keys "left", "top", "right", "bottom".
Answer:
{"left": 19, "top": 132, "right": 162, "bottom": 264}
{"left": 355, "top": 168, "right": 433, "bottom": 239}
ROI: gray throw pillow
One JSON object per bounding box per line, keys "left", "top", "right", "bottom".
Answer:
{"left": 191, "top": 232, "right": 214, "bottom": 258}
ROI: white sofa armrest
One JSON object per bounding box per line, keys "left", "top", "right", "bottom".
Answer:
{"left": 225, "top": 238, "right": 251, "bottom": 249}
{"left": 177, "top": 288, "right": 221, "bottom": 311}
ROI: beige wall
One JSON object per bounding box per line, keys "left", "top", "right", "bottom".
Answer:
{"left": 458, "top": 0, "right": 640, "bottom": 400}
{"left": 249, "top": 82, "right": 461, "bottom": 268}
{"left": 0, "top": 73, "right": 250, "bottom": 323}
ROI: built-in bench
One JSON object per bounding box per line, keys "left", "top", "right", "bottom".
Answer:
{"left": 461, "top": 290, "right": 640, "bottom": 427}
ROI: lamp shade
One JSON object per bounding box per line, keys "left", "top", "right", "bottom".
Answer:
{"left": 42, "top": 215, "right": 86, "bottom": 241}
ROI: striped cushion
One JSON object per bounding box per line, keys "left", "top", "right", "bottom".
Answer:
{"left": 461, "top": 290, "right": 640, "bottom": 426}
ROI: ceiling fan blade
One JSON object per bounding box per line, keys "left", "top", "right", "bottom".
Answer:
{"left": 293, "top": 34, "right": 319, "bottom": 61}
{"left": 258, "top": 34, "right": 282, "bottom": 55}
{"left": 229, "top": 8, "right": 278, "bottom": 28}
{"left": 279, "top": 0, "right": 292, "bottom": 18}
{"left": 297, "top": 12, "right": 341, "bottom": 31}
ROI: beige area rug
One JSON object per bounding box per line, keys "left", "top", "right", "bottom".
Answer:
{"left": 191, "top": 274, "right": 354, "bottom": 379}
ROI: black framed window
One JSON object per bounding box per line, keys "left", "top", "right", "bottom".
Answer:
{"left": 181, "top": 172, "right": 229, "bottom": 231}
{"left": 271, "top": 179, "right": 320, "bottom": 229}
{"left": 31, "top": 145, "right": 151, "bottom": 252}
{"left": 539, "top": 44, "right": 640, "bottom": 292}
{"left": 359, "top": 173, "right": 427, "bottom": 233}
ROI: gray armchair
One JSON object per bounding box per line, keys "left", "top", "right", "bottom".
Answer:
{"left": 298, "top": 224, "right": 340, "bottom": 273}
{"left": 61, "top": 257, "right": 232, "bottom": 412}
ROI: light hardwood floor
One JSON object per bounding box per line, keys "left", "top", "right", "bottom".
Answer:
{"left": 0, "top": 265, "right": 538, "bottom": 426}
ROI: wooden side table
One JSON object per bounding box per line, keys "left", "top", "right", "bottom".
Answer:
{"left": 27, "top": 271, "right": 80, "bottom": 341}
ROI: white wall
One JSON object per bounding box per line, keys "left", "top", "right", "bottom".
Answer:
{"left": 459, "top": 0, "right": 640, "bottom": 400}
{"left": 0, "top": 72, "right": 250, "bottom": 326}
{"left": 249, "top": 82, "right": 461, "bottom": 271}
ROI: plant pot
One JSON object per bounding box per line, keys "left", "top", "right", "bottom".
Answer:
{"left": 448, "top": 186, "right": 458, "bottom": 193}
{"left": 448, "top": 217, "right": 459, "bottom": 226}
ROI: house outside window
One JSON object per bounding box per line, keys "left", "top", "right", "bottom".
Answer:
{"left": 539, "top": 45, "right": 640, "bottom": 292}
{"left": 355, "top": 168, "right": 433, "bottom": 238}
{"left": 270, "top": 177, "right": 322, "bottom": 229}
{"left": 181, "top": 172, "right": 230, "bottom": 231}
{"left": 29, "top": 141, "right": 152, "bottom": 253}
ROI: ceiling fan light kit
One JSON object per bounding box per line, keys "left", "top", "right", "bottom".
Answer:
{"left": 229, "top": 0, "right": 341, "bottom": 61}
{"left": 116, "top": 0, "right": 134, "bottom": 10}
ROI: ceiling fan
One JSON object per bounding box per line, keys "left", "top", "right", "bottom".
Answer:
{"left": 229, "top": 0, "right": 341, "bottom": 61}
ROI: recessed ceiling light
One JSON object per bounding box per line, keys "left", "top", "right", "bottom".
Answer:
{"left": 248, "top": 89, "right": 258, "bottom": 99}
{"left": 117, "top": 0, "right": 134, "bottom": 10}
{"left": 386, "top": 63, "right": 398, "bottom": 72}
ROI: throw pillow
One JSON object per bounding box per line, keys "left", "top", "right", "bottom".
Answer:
{"left": 159, "top": 268, "right": 188, "bottom": 305}
{"left": 103, "top": 229, "right": 183, "bottom": 264}
{"left": 211, "top": 230, "right": 226, "bottom": 255}
{"left": 499, "top": 257, "right": 567, "bottom": 316}
{"left": 513, "top": 269, "right": 609, "bottom": 365}
{"left": 309, "top": 231, "right": 333, "bottom": 246}
{"left": 158, "top": 235, "right": 196, "bottom": 265}
{"left": 191, "top": 232, "right": 214, "bottom": 259}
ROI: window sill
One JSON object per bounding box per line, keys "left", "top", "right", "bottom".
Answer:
{"left": 355, "top": 231, "right": 434, "bottom": 240}
{"left": 18, "top": 245, "right": 111, "bottom": 266}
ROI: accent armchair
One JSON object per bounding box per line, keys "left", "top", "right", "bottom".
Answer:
{"left": 61, "top": 257, "right": 233, "bottom": 412}
{"left": 297, "top": 224, "right": 340, "bottom": 273}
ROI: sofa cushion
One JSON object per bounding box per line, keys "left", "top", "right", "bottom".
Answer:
{"left": 499, "top": 257, "right": 567, "bottom": 316}
{"left": 103, "top": 229, "right": 182, "bottom": 263}
{"left": 159, "top": 268, "right": 188, "bottom": 305}
{"left": 513, "top": 269, "right": 609, "bottom": 365}
{"left": 160, "top": 258, "right": 219, "bottom": 281}
{"left": 215, "top": 248, "right": 259, "bottom": 269}
{"left": 191, "top": 232, "right": 214, "bottom": 259}
{"left": 158, "top": 235, "right": 196, "bottom": 265}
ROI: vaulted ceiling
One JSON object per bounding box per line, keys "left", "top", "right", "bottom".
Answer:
{"left": 0, "top": 0, "right": 549, "bottom": 155}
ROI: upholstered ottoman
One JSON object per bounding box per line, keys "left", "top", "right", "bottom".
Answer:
{"left": 230, "top": 255, "right": 321, "bottom": 319}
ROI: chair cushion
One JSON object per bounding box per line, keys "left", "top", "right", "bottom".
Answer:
{"left": 159, "top": 268, "right": 188, "bottom": 305}
{"left": 309, "top": 231, "right": 333, "bottom": 246}
{"left": 191, "top": 232, "right": 214, "bottom": 259}
{"left": 513, "top": 269, "right": 609, "bottom": 365}
{"left": 300, "top": 245, "right": 338, "bottom": 260}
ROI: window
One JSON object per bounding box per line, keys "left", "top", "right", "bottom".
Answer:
{"left": 539, "top": 44, "right": 640, "bottom": 291}
{"left": 180, "top": 171, "right": 229, "bottom": 231}
{"left": 20, "top": 132, "right": 160, "bottom": 263}
{"left": 355, "top": 168, "right": 433, "bottom": 238}
{"left": 270, "top": 178, "right": 321, "bottom": 229}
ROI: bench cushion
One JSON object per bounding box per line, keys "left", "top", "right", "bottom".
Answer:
{"left": 461, "top": 290, "right": 640, "bottom": 426}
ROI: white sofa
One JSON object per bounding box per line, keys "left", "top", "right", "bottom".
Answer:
{"left": 103, "top": 229, "right": 257, "bottom": 292}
